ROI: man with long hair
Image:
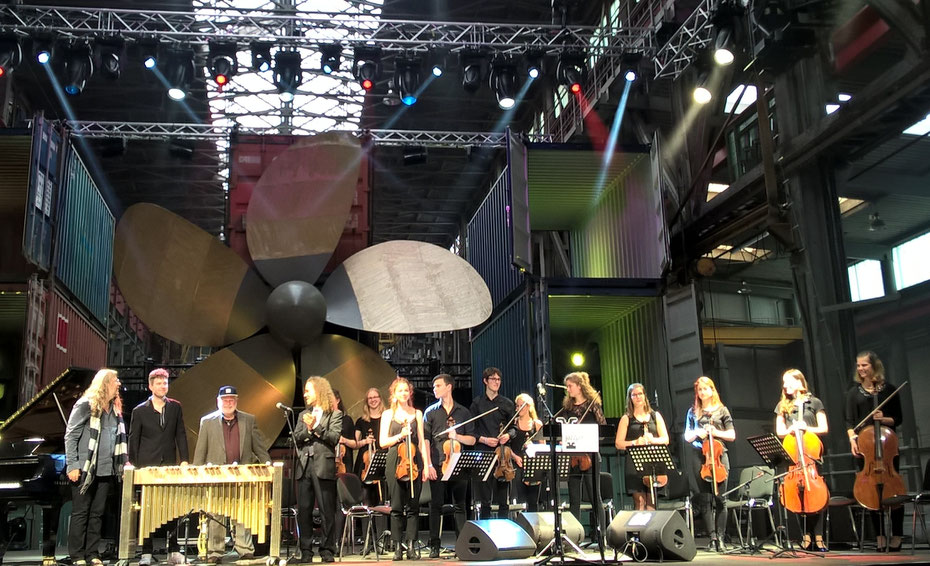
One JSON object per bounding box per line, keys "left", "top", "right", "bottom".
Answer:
{"left": 65, "top": 368, "right": 128, "bottom": 566}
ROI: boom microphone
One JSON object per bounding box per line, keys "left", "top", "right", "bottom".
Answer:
{"left": 275, "top": 402, "right": 294, "bottom": 412}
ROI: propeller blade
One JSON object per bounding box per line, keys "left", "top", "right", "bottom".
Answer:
{"left": 169, "top": 334, "right": 296, "bottom": 454}
{"left": 300, "top": 334, "right": 397, "bottom": 420}
{"left": 322, "top": 240, "right": 492, "bottom": 333}
{"left": 113, "top": 203, "right": 269, "bottom": 347}
{"left": 246, "top": 132, "right": 362, "bottom": 287}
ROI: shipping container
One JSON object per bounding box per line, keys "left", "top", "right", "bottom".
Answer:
{"left": 470, "top": 291, "right": 534, "bottom": 398}
{"left": 42, "top": 287, "right": 107, "bottom": 388}
{"left": 23, "top": 116, "right": 63, "bottom": 271}
{"left": 0, "top": 283, "right": 28, "bottom": 417}
{"left": 0, "top": 132, "right": 33, "bottom": 281}
{"left": 54, "top": 147, "right": 114, "bottom": 325}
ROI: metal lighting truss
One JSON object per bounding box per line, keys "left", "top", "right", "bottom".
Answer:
{"left": 652, "top": 0, "right": 714, "bottom": 79}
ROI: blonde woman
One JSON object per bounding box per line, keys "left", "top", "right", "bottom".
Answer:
{"left": 64, "top": 369, "right": 128, "bottom": 566}
{"left": 614, "top": 383, "right": 669, "bottom": 510}
{"left": 511, "top": 393, "right": 544, "bottom": 511}
{"left": 683, "top": 376, "right": 735, "bottom": 551}
{"left": 379, "top": 377, "right": 427, "bottom": 560}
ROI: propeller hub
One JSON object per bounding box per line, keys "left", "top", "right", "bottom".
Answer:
{"left": 266, "top": 281, "right": 326, "bottom": 348}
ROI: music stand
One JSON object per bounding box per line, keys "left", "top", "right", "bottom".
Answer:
{"left": 362, "top": 449, "right": 388, "bottom": 483}
{"left": 627, "top": 444, "right": 675, "bottom": 509}
{"left": 441, "top": 450, "right": 496, "bottom": 482}
{"left": 745, "top": 434, "right": 821, "bottom": 559}
{"left": 523, "top": 453, "right": 571, "bottom": 484}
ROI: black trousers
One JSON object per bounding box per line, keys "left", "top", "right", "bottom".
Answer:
{"left": 428, "top": 479, "right": 468, "bottom": 547}
{"left": 475, "top": 478, "right": 509, "bottom": 519}
{"left": 69, "top": 476, "right": 114, "bottom": 561}
{"left": 514, "top": 467, "right": 541, "bottom": 512}
{"left": 389, "top": 479, "right": 422, "bottom": 543}
{"left": 297, "top": 472, "right": 337, "bottom": 557}
{"left": 690, "top": 448, "right": 729, "bottom": 537}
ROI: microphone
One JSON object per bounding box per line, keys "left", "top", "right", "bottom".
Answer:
{"left": 275, "top": 402, "right": 293, "bottom": 412}
{"left": 544, "top": 382, "right": 567, "bottom": 389}
{"left": 537, "top": 382, "right": 547, "bottom": 396}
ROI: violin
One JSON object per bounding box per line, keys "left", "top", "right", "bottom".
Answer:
{"left": 335, "top": 441, "right": 347, "bottom": 475}
{"left": 360, "top": 429, "right": 376, "bottom": 481}
{"left": 637, "top": 427, "right": 668, "bottom": 488}
{"left": 395, "top": 417, "right": 420, "bottom": 497}
{"left": 853, "top": 383, "right": 908, "bottom": 510}
{"left": 441, "top": 416, "right": 463, "bottom": 476}
{"left": 699, "top": 426, "right": 727, "bottom": 494}
{"left": 568, "top": 395, "right": 597, "bottom": 472}
{"left": 779, "top": 397, "right": 829, "bottom": 514}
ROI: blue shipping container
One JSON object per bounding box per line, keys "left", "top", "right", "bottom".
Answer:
{"left": 471, "top": 292, "right": 534, "bottom": 399}
{"left": 22, "top": 115, "right": 62, "bottom": 271}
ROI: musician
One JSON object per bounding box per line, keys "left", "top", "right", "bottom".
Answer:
{"left": 683, "top": 376, "right": 735, "bottom": 552}
{"left": 562, "top": 371, "right": 606, "bottom": 539}
{"left": 511, "top": 393, "right": 544, "bottom": 512}
{"left": 354, "top": 388, "right": 387, "bottom": 552}
{"left": 423, "top": 374, "right": 476, "bottom": 558}
{"left": 64, "top": 369, "right": 128, "bottom": 566}
{"left": 614, "top": 383, "right": 669, "bottom": 510}
{"left": 333, "top": 390, "right": 357, "bottom": 476}
{"left": 128, "top": 368, "right": 190, "bottom": 566}
{"left": 193, "top": 386, "right": 270, "bottom": 562}
{"left": 774, "top": 369, "right": 828, "bottom": 552}
{"left": 845, "top": 351, "right": 904, "bottom": 552}
{"left": 380, "top": 377, "right": 427, "bottom": 561}
{"left": 295, "top": 377, "right": 342, "bottom": 563}
{"left": 470, "top": 367, "right": 516, "bottom": 519}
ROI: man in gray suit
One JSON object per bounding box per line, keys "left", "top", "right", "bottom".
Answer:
{"left": 295, "top": 377, "right": 342, "bottom": 563}
{"left": 193, "top": 385, "right": 270, "bottom": 563}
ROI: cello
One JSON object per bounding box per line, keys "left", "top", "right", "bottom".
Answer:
{"left": 852, "top": 382, "right": 908, "bottom": 511}
{"left": 779, "top": 397, "right": 829, "bottom": 514}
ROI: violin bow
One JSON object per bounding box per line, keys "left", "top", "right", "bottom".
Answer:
{"left": 853, "top": 381, "right": 909, "bottom": 432}
{"left": 434, "top": 407, "right": 499, "bottom": 437}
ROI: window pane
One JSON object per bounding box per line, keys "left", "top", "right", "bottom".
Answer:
{"left": 848, "top": 260, "right": 884, "bottom": 301}
{"left": 893, "top": 231, "right": 930, "bottom": 290}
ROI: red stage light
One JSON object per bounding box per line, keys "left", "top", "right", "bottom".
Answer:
{"left": 361, "top": 78, "right": 373, "bottom": 91}
{"left": 215, "top": 73, "right": 229, "bottom": 86}
{"left": 0, "top": 67, "right": 5, "bottom": 78}
{"left": 570, "top": 82, "right": 581, "bottom": 94}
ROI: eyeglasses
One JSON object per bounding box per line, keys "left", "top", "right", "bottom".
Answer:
{"left": 486, "top": 377, "right": 501, "bottom": 382}
{"left": 631, "top": 392, "right": 645, "bottom": 397}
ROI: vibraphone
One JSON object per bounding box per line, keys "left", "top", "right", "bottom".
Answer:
{"left": 118, "top": 463, "right": 283, "bottom": 563}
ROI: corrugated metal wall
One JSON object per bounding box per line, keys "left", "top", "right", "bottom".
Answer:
{"left": 466, "top": 170, "right": 525, "bottom": 307}
{"left": 571, "top": 155, "right": 667, "bottom": 279}
{"left": 42, "top": 287, "right": 107, "bottom": 388}
{"left": 55, "top": 149, "right": 114, "bottom": 324}
{"left": 595, "top": 298, "right": 667, "bottom": 418}
{"left": 470, "top": 291, "right": 534, "bottom": 399}
{"left": 23, "top": 117, "right": 62, "bottom": 271}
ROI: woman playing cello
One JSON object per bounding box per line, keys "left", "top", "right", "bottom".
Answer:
{"left": 510, "top": 393, "right": 544, "bottom": 512}
{"left": 379, "top": 377, "right": 427, "bottom": 561}
{"left": 845, "top": 351, "right": 905, "bottom": 552}
{"left": 683, "top": 376, "right": 735, "bottom": 552}
{"left": 614, "top": 383, "right": 670, "bottom": 510}
{"left": 774, "top": 369, "right": 829, "bottom": 551}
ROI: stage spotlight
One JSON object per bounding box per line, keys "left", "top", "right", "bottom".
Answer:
{"left": 624, "top": 69, "right": 638, "bottom": 82}
{"left": 490, "top": 61, "right": 518, "bottom": 109}
{"left": 526, "top": 52, "right": 543, "bottom": 79}
{"left": 352, "top": 46, "right": 381, "bottom": 92}
{"left": 164, "top": 47, "right": 195, "bottom": 101}
{"left": 460, "top": 52, "right": 486, "bottom": 94}
{"left": 320, "top": 44, "right": 342, "bottom": 75}
{"left": 274, "top": 50, "right": 302, "bottom": 102}
{"left": 714, "top": 28, "right": 735, "bottom": 66}
{"left": 139, "top": 39, "right": 158, "bottom": 69}
{"left": 94, "top": 38, "right": 123, "bottom": 80}
{"left": 34, "top": 40, "right": 53, "bottom": 65}
{"left": 250, "top": 42, "right": 272, "bottom": 72}
{"left": 0, "top": 37, "right": 23, "bottom": 77}
{"left": 556, "top": 53, "right": 585, "bottom": 94}
{"left": 208, "top": 42, "right": 237, "bottom": 86}
{"left": 429, "top": 49, "right": 447, "bottom": 78}
{"left": 570, "top": 352, "right": 585, "bottom": 367}
{"left": 693, "top": 83, "right": 712, "bottom": 104}
{"left": 63, "top": 44, "right": 94, "bottom": 95}
{"left": 395, "top": 57, "right": 421, "bottom": 106}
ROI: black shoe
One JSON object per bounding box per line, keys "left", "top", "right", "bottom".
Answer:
{"left": 299, "top": 550, "right": 313, "bottom": 563}
{"left": 393, "top": 547, "right": 404, "bottom": 561}
{"left": 406, "top": 542, "right": 419, "bottom": 561}
{"left": 428, "top": 546, "right": 440, "bottom": 559}
{"left": 320, "top": 553, "right": 334, "bottom": 563}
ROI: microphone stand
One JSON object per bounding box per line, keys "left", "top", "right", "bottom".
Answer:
{"left": 279, "top": 405, "right": 302, "bottom": 564}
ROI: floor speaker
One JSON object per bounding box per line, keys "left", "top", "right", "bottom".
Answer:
{"left": 514, "top": 511, "right": 585, "bottom": 551}
{"left": 455, "top": 519, "right": 537, "bottom": 560}
{"left": 607, "top": 510, "right": 696, "bottom": 561}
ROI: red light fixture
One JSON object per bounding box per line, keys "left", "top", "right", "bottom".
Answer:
{"left": 361, "top": 77, "right": 373, "bottom": 91}
{"left": 570, "top": 82, "right": 581, "bottom": 94}
{"left": 215, "top": 73, "right": 229, "bottom": 86}
{"left": 0, "top": 67, "right": 5, "bottom": 78}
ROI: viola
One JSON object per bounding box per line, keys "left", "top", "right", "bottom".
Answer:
{"left": 779, "top": 399, "right": 829, "bottom": 514}
{"left": 441, "top": 416, "right": 463, "bottom": 476}
{"left": 853, "top": 385, "right": 907, "bottom": 510}
{"left": 700, "top": 428, "right": 727, "bottom": 494}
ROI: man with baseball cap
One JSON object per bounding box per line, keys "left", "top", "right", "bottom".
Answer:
{"left": 193, "top": 386, "right": 270, "bottom": 563}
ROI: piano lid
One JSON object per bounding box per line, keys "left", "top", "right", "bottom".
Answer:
{"left": 0, "top": 367, "right": 95, "bottom": 451}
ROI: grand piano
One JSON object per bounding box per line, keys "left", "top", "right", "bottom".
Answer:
{"left": 0, "top": 368, "right": 95, "bottom": 565}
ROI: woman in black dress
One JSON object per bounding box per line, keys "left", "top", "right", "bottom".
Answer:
{"left": 510, "top": 393, "right": 544, "bottom": 511}
{"left": 614, "top": 383, "right": 669, "bottom": 510}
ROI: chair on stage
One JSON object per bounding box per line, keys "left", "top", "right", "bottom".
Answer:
{"left": 656, "top": 470, "right": 693, "bottom": 536}
{"left": 881, "top": 457, "right": 930, "bottom": 554}
{"left": 577, "top": 472, "right": 617, "bottom": 525}
{"left": 725, "top": 466, "right": 777, "bottom": 547}
{"left": 336, "top": 472, "right": 389, "bottom": 560}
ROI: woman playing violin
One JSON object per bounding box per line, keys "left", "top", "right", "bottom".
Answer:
{"left": 614, "top": 383, "right": 669, "bottom": 510}
{"left": 775, "top": 369, "right": 829, "bottom": 551}
{"left": 379, "top": 377, "right": 427, "bottom": 561}
{"left": 511, "top": 393, "right": 544, "bottom": 512}
{"left": 354, "top": 387, "right": 385, "bottom": 477}
{"left": 562, "top": 372, "right": 606, "bottom": 537}
{"left": 845, "top": 351, "right": 905, "bottom": 552}
{"left": 684, "top": 376, "right": 735, "bottom": 552}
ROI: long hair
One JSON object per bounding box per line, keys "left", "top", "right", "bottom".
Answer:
{"left": 777, "top": 369, "right": 811, "bottom": 415}
{"left": 305, "top": 376, "right": 336, "bottom": 413}
{"left": 854, "top": 350, "right": 886, "bottom": 387}
{"left": 515, "top": 393, "right": 539, "bottom": 421}
{"left": 389, "top": 377, "right": 415, "bottom": 412}
{"left": 625, "top": 382, "right": 653, "bottom": 418}
{"left": 361, "top": 387, "right": 385, "bottom": 421}
{"left": 83, "top": 368, "right": 122, "bottom": 417}
{"left": 692, "top": 376, "right": 722, "bottom": 416}
{"left": 562, "top": 371, "right": 601, "bottom": 410}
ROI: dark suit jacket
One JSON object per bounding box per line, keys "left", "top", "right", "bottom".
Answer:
{"left": 129, "top": 396, "right": 189, "bottom": 467}
{"left": 294, "top": 408, "right": 342, "bottom": 480}
{"left": 193, "top": 410, "right": 270, "bottom": 466}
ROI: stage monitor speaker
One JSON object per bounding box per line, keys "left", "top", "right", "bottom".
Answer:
{"left": 455, "top": 519, "right": 537, "bottom": 561}
{"left": 607, "top": 510, "right": 695, "bottom": 562}
{"left": 515, "top": 511, "right": 585, "bottom": 551}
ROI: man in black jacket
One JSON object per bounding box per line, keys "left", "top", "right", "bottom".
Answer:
{"left": 129, "top": 368, "right": 190, "bottom": 566}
